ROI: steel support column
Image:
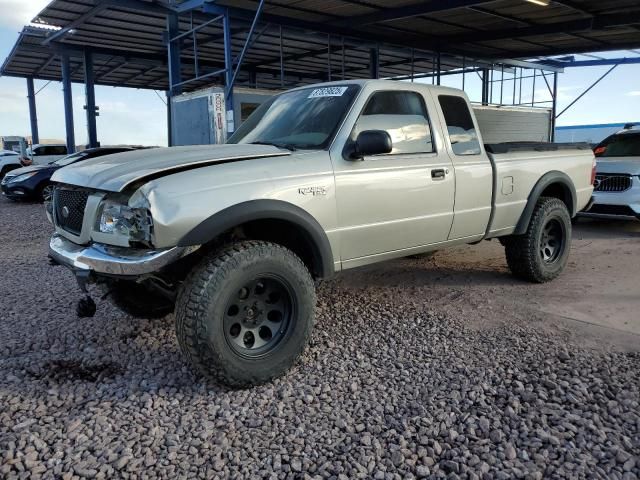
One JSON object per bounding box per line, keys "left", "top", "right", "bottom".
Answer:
{"left": 550, "top": 72, "right": 558, "bottom": 141}
{"left": 61, "top": 54, "right": 76, "bottom": 154}
{"left": 223, "top": 9, "right": 235, "bottom": 135}
{"left": 166, "top": 91, "right": 173, "bottom": 147}
{"left": 481, "top": 68, "right": 490, "bottom": 105}
{"left": 84, "top": 50, "right": 98, "bottom": 148}
{"left": 26, "top": 78, "right": 39, "bottom": 145}
{"left": 369, "top": 47, "right": 379, "bottom": 79}
{"left": 166, "top": 13, "right": 181, "bottom": 147}
{"left": 436, "top": 52, "right": 441, "bottom": 85}
{"left": 167, "top": 13, "right": 182, "bottom": 96}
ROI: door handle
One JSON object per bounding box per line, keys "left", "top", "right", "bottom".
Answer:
{"left": 431, "top": 168, "right": 446, "bottom": 180}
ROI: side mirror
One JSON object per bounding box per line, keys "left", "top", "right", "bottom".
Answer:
{"left": 347, "top": 130, "right": 392, "bottom": 160}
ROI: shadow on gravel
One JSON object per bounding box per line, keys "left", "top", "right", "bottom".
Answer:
{"left": 337, "top": 262, "right": 515, "bottom": 289}
{"left": 27, "top": 359, "right": 122, "bottom": 383}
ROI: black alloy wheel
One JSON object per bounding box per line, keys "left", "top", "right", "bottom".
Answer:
{"left": 539, "top": 218, "right": 566, "bottom": 264}
{"left": 223, "top": 275, "right": 295, "bottom": 357}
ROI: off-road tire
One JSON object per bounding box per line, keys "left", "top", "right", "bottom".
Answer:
{"left": 108, "top": 281, "right": 174, "bottom": 319}
{"left": 175, "top": 241, "right": 316, "bottom": 387}
{"left": 504, "top": 197, "right": 572, "bottom": 283}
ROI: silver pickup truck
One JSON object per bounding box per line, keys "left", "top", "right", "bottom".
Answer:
{"left": 47, "top": 80, "right": 595, "bottom": 386}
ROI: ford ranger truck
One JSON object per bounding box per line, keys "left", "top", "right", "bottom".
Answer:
{"left": 46, "top": 80, "right": 595, "bottom": 387}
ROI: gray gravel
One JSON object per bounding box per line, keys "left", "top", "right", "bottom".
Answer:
{"left": 1, "top": 199, "right": 639, "bottom": 479}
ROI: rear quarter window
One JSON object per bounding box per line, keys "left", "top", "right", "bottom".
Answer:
{"left": 438, "top": 95, "right": 481, "bottom": 156}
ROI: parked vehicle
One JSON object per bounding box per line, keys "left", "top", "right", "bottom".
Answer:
{"left": 579, "top": 125, "right": 640, "bottom": 220}
{"left": 22, "top": 144, "right": 68, "bottom": 166}
{"left": 2, "top": 147, "right": 134, "bottom": 202}
{"left": 0, "top": 136, "right": 26, "bottom": 153}
{"left": 0, "top": 149, "right": 22, "bottom": 181}
{"left": 46, "top": 80, "right": 595, "bottom": 387}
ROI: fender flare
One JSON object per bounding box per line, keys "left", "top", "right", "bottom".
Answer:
{"left": 514, "top": 171, "right": 577, "bottom": 235}
{"left": 177, "top": 199, "right": 334, "bottom": 278}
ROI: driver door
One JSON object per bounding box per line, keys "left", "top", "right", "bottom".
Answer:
{"left": 332, "top": 89, "right": 455, "bottom": 263}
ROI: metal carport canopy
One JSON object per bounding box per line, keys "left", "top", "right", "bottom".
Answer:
{"left": 2, "top": 0, "right": 640, "bottom": 150}
{"left": 6, "top": 0, "right": 640, "bottom": 91}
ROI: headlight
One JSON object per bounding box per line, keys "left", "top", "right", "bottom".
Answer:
{"left": 97, "top": 199, "right": 152, "bottom": 243}
{"left": 8, "top": 172, "right": 38, "bottom": 183}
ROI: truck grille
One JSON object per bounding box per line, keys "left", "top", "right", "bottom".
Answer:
{"left": 53, "top": 188, "right": 89, "bottom": 236}
{"left": 594, "top": 174, "right": 632, "bottom": 193}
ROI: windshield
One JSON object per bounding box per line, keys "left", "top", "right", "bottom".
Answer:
{"left": 227, "top": 85, "right": 360, "bottom": 149}
{"left": 52, "top": 151, "right": 86, "bottom": 167}
{"left": 595, "top": 132, "right": 640, "bottom": 157}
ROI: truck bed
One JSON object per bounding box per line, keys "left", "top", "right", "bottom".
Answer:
{"left": 484, "top": 142, "right": 595, "bottom": 238}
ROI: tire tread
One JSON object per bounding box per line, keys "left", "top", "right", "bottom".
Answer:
{"left": 175, "top": 241, "right": 315, "bottom": 387}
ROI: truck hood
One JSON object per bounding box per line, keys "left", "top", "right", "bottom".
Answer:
{"left": 596, "top": 157, "right": 640, "bottom": 175}
{"left": 51, "top": 144, "right": 291, "bottom": 192}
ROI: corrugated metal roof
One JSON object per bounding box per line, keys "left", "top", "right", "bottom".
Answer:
{"left": 2, "top": 0, "right": 639, "bottom": 91}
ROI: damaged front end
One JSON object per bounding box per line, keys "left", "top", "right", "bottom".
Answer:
{"left": 46, "top": 185, "right": 200, "bottom": 317}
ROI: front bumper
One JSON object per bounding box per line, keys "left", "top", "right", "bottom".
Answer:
{"left": 1, "top": 181, "right": 36, "bottom": 199}
{"left": 49, "top": 233, "right": 199, "bottom": 276}
{"left": 579, "top": 178, "right": 640, "bottom": 220}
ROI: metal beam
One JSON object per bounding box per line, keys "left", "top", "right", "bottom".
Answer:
{"left": 42, "top": 3, "right": 109, "bottom": 45}
{"left": 229, "top": 0, "right": 266, "bottom": 89}
{"left": 556, "top": 64, "right": 619, "bottom": 119}
{"left": 84, "top": 50, "right": 98, "bottom": 148}
{"left": 43, "top": 0, "right": 172, "bottom": 37}
{"left": 61, "top": 55, "right": 76, "bottom": 154}
{"left": 546, "top": 57, "right": 640, "bottom": 68}
{"left": 26, "top": 78, "right": 39, "bottom": 145}
{"left": 444, "top": 11, "right": 640, "bottom": 45}
{"left": 97, "top": 61, "right": 129, "bottom": 81}
{"left": 504, "top": 41, "right": 640, "bottom": 60}
{"left": 330, "top": 0, "right": 495, "bottom": 27}
{"left": 36, "top": 55, "right": 56, "bottom": 75}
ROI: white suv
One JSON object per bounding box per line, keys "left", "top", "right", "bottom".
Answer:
{"left": 581, "top": 126, "right": 640, "bottom": 220}
{"left": 0, "top": 149, "right": 21, "bottom": 180}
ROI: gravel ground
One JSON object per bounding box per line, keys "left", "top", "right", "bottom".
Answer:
{"left": 1, "top": 198, "right": 639, "bottom": 480}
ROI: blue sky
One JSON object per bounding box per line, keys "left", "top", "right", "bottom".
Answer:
{"left": 1, "top": 0, "right": 639, "bottom": 147}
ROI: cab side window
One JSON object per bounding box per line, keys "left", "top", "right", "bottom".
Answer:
{"left": 438, "top": 95, "right": 481, "bottom": 156}
{"left": 354, "top": 91, "right": 434, "bottom": 155}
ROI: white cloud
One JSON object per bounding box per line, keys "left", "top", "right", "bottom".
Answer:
{"left": 627, "top": 91, "right": 640, "bottom": 96}
{"left": 0, "top": 0, "right": 52, "bottom": 28}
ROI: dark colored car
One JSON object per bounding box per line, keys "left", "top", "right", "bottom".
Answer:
{"left": 1, "top": 147, "right": 133, "bottom": 202}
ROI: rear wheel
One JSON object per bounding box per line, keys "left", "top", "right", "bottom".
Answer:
{"left": 175, "top": 241, "right": 316, "bottom": 387}
{"left": 504, "top": 197, "right": 572, "bottom": 283}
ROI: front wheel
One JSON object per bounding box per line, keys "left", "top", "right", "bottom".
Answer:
{"left": 175, "top": 241, "right": 316, "bottom": 387}
{"left": 39, "top": 183, "right": 55, "bottom": 202}
{"left": 504, "top": 197, "right": 572, "bottom": 283}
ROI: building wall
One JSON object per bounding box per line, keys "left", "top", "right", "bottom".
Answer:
{"left": 555, "top": 122, "right": 639, "bottom": 145}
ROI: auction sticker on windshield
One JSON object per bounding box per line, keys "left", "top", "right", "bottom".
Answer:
{"left": 308, "top": 86, "right": 348, "bottom": 98}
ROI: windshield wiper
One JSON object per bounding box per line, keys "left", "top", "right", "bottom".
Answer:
{"left": 250, "top": 141, "right": 297, "bottom": 152}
